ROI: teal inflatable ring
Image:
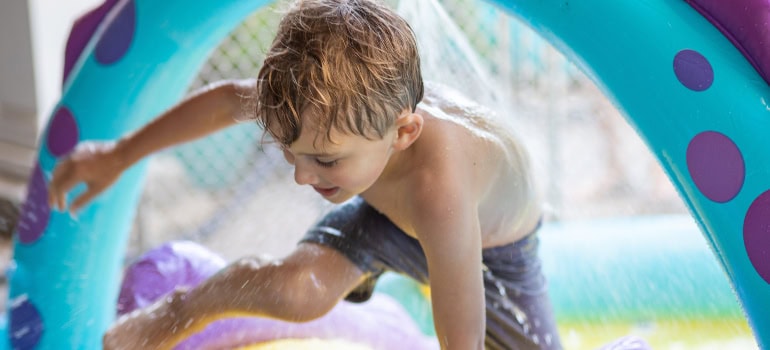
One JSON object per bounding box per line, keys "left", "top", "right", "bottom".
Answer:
{"left": 7, "top": 0, "right": 769, "bottom": 348}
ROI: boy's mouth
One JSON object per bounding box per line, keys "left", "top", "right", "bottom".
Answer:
{"left": 313, "top": 186, "right": 339, "bottom": 197}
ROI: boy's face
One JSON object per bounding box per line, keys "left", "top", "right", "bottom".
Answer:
{"left": 280, "top": 112, "right": 397, "bottom": 204}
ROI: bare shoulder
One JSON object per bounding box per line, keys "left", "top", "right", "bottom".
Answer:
{"left": 402, "top": 130, "right": 481, "bottom": 225}
{"left": 415, "top": 84, "right": 514, "bottom": 197}
{"left": 415, "top": 82, "right": 543, "bottom": 244}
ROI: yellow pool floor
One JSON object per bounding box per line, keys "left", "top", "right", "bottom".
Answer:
{"left": 238, "top": 319, "right": 757, "bottom": 350}
{"left": 558, "top": 319, "right": 757, "bottom": 350}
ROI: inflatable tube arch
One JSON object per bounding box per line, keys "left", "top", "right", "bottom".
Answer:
{"left": 6, "top": 0, "right": 770, "bottom": 348}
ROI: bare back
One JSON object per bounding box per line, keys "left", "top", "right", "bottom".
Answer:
{"left": 363, "top": 82, "right": 542, "bottom": 248}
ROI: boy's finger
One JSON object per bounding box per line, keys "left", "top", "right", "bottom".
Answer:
{"left": 58, "top": 194, "right": 67, "bottom": 213}
{"left": 47, "top": 191, "right": 59, "bottom": 211}
{"left": 48, "top": 162, "right": 72, "bottom": 203}
{"left": 49, "top": 188, "right": 67, "bottom": 212}
{"left": 49, "top": 159, "right": 71, "bottom": 185}
{"left": 49, "top": 164, "right": 83, "bottom": 210}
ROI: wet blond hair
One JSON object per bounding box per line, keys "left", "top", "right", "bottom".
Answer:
{"left": 256, "top": 0, "right": 424, "bottom": 145}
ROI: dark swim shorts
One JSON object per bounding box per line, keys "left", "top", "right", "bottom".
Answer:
{"left": 300, "top": 197, "right": 563, "bottom": 350}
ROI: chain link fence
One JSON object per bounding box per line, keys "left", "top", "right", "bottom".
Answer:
{"left": 130, "top": 0, "right": 687, "bottom": 260}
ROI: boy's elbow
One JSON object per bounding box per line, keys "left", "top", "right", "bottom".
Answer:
{"left": 203, "top": 80, "right": 255, "bottom": 122}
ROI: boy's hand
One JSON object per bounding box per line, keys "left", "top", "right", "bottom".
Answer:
{"left": 48, "top": 141, "right": 126, "bottom": 213}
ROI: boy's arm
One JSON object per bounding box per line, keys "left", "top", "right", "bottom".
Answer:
{"left": 410, "top": 172, "right": 486, "bottom": 350}
{"left": 103, "top": 243, "right": 366, "bottom": 350}
{"left": 49, "top": 79, "right": 255, "bottom": 212}
{"left": 111, "top": 79, "right": 256, "bottom": 168}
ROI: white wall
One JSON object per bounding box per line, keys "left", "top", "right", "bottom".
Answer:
{"left": 0, "top": 1, "right": 38, "bottom": 148}
{"left": 0, "top": 0, "right": 101, "bottom": 200}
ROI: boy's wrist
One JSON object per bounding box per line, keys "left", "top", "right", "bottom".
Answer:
{"left": 112, "top": 137, "right": 138, "bottom": 171}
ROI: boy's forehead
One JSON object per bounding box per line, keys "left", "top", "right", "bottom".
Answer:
{"left": 286, "top": 138, "right": 343, "bottom": 157}
{"left": 298, "top": 108, "right": 349, "bottom": 140}
{"left": 288, "top": 104, "right": 380, "bottom": 152}
{"left": 288, "top": 122, "right": 344, "bottom": 153}
{"left": 299, "top": 106, "right": 326, "bottom": 129}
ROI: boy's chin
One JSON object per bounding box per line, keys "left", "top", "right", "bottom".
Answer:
{"left": 322, "top": 191, "right": 355, "bottom": 204}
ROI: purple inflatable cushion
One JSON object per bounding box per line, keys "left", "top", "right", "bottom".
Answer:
{"left": 173, "top": 293, "right": 438, "bottom": 350}
{"left": 116, "top": 240, "right": 226, "bottom": 316}
{"left": 685, "top": 0, "right": 770, "bottom": 85}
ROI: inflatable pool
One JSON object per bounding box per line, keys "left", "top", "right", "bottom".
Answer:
{"left": 109, "top": 218, "right": 751, "bottom": 349}
{"left": 7, "top": 0, "right": 770, "bottom": 348}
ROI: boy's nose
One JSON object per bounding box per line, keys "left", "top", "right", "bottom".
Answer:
{"left": 293, "top": 163, "right": 317, "bottom": 185}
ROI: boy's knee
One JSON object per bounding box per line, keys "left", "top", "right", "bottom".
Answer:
{"left": 230, "top": 257, "right": 340, "bottom": 322}
{"left": 276, "top": 262, "right": 343, "bottom": 321}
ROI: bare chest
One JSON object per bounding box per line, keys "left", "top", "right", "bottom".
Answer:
{"left": 361, "top": 185, "right": 418, "bottom": 238}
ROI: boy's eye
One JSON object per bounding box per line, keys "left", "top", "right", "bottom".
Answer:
{"left": 315, "top": 159, "right": 338, "bottom": 168}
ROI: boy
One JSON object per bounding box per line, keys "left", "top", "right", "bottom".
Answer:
{"left": 49, "top": 0, "right": 562, "bottom": 349}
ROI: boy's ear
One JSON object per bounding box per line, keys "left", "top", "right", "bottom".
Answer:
{"left": 393, "top": 111, "right": 423, "bottom": 151}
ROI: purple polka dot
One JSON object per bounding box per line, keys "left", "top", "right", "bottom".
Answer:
{"left": 674, "top": 49, "right": 714, "bottom": 91}
{"left": 47, "top": 106, "right": 79, "bottom": 157}
{"left": 9, "top": 295, "right": 44, "bottom": 349}
{"left": 63, "top": 0, "right": 121, "bottom": 85}
{"left": 686, "top": 131, "right": 744, "bottom": 203}
{"left": 744, "top": 190, "right": 770, "bottom": 284}
{"left": 16, "top": 165, "right": 50, "bottom": 244}
{"left": 95, "top": 0, "right": 136, "bottom": 64}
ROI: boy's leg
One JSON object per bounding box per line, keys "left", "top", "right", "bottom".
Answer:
{"left": 117, "top": 239, "right": 365, "bottom": 321}
{"left": 301, "top": 196, "right": 430, "bottom": 303}
{"left": 303, "top": 197, "right": 563, "bottom": 348}
{"left": 102, "top": 241, "right": 367, "bottom": 349}
{"left": 180, "top": 241, "right": 368, "bottom": 322}
{"left": 482, "top": 234, "right": 563, "bottom": 350}
{"left": 484, "top": 285, "right": 562, "bottom": 350}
